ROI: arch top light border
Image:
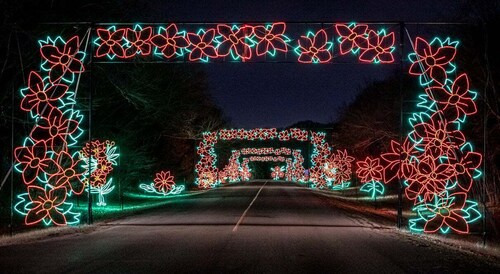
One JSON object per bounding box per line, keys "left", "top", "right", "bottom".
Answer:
{"left": 92, "top": 22, "right": 397, "bottom": 64}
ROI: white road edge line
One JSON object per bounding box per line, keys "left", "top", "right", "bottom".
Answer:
{"left": 232, "top": 181, "right": 268, "bottom": 232}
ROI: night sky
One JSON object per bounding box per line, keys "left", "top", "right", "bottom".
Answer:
{"left": 141, "top": 0, "right": 459, "bottom": 128}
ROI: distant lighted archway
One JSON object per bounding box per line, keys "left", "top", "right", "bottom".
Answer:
{"left": 196, "top": 128, "right": 330, "bottom": 188}
{"left": 219, "top": 147, "right": 305, "bottom": 183}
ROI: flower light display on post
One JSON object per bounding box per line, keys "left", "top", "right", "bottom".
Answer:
{"left": 40, "top": 36, "right": 86, "bottom": 83}
{"left": 140, "top": 171, "right": 185, "bottom": 196}
{"left": 222, "top": 150, "right": 243, "bottom": 183}
{"left": 240, "top": 159, "right": 252, "bottom": 181}
{"left": 324, "top": 149, "right": 355, "bottom": 190}
{"left": 196, "top": 131, "right": 219, "bottom": 188}
{"left": 356, "top": 157, "right": 385, "bottom": 199}
{"left": 14, "top": 35, "right": 87, "bottom": 226}
{"left": 309, "top": 132, "right": 331, "bottom": 189}
{"left": 79, "top": 140, "right": 120, "bottom": 206}
{"left": 408, "top": 37, "right": 457, "bottom": 86}
{"left": 376, "top": 36, "right": 482, "bottom": 234}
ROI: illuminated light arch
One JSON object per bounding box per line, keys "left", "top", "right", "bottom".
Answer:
{"left": 219, "top": 147, "right": 305, "bottom": 183}
{"left": 12, "top": 23, "right": 482, "bottom": 235}
{"left": 196, "top": 128, "right": 330, "bottom": 188}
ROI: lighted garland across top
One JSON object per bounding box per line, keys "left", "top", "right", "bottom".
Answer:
{"left": 247, "top": 156, "right": 289, "bottom": 162}
{"left": 93, "top": 23, "right": 395, "bottom": 64}
{"left": 240, "top": 147, "right": 292, "bottom": 155}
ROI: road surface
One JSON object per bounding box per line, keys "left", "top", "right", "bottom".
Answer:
{"left": 0, "top": 181, "right": 498, "bottom": 273}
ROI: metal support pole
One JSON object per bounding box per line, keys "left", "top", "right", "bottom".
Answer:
{"left": 10, "top": 86, "right": 14, "bottom": 236}
{"left": 397, "top": 22, "right": 405, "bottom": 230}
{"left": 119, "top": 147, "right": 123, "bottom": 210}
{"left": 482, "top": 23, "right": 488, "bottom": 246}
{"left": 87, "top": 23, "right": 94, "bottom": 225}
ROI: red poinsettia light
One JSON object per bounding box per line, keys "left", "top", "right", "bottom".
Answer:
{"left": 95, "top": 28, "right": 127, "bottom": 58}
{"left": 48, "top": 151, "right": 85, "bottom": 195}
{"left": 412, "top": 111, "right": 466, "bottom": 158}
{"left": 425, "top": 73, "right": 477, "bottom": 121}
{"left": 236, "top": 129, "right": 247, "bottom": 139}
{"left": 423, "top": 192, "right": 469, "bottom": 234}
{"left": 197, "top": 144, "right": 210, "bottom": 156}
{"left": 452, "top": 150, "right": 482, "bottom": 192}
{"left": 335, "top": 23, "right": 369, "bottom": 54}
{"left": 380, "top": 138, "right": 419, "bottom": 183}
{"left": 203, "top": 132, "right": 218, "bottom": 144}
{"left": 336, "top": 164, "right": 352, "bottom": 183}
{"left": 290, "top": 128, "right": 308, "bottom": 141}
{"left": 358, "top": 30, "right": 395, "bottom": 63}
{"left": 84, "top": 169, "right": 108, "bottom": 188}
{"left": 409, "top": 37, "right": 457, "bottom": 85}
{"left": 278, "top": 130, "right": 290, "bottom": 141}
{"left": 20, "top": 71, "right": 68, "bottom": 115}
{"left": 25, "top": 185, "right": 67, "bottom": 226}
{"left": 40, "top": 36, "right": 85, "bottom": 83}
{"left": 154, "top": 171, "right": 175, "bottom": 193}
{"left": 405, "top": 155, "right": 455, "bottom": 203}
{"left": 187, "top": 29, "right": 219, "bottom": 61}
{"left": 14, "top": 140, "right": 57, "bottom": 185}
{"left": 124, "top": 26, "right": 153, "bottom": 57}
{"left": 355, "top": 157, "right": 383, "bottom": 183}
{"left": 311, "top": 132, "right": 325, "bottom": 145}
{"left": 296, "top": 29, "right": 333, "bottom": 63}
{"left": 216, "top": 24, "right": 254, "bottom": 60}
{"left": 29, "top": 108, "right": 79, "bottom": 151}
{"left": 335, "top": 149, "right": 355, "bottom": 168}
{"left": 254, "top": 22, "right": 289, "bottom": 56}
{"left": 151, "top": 24, "right": 190, "bottom": 59}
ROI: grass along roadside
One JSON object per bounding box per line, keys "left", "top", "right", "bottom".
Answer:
{"left": 0, "top": 188, "right": 211, "bottom": 246}
{"left": 310, "top": 187, "right": 500, "bottom": 260}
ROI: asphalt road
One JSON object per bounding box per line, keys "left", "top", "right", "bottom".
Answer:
{"left": 1, "top": 181, "right": 499, "bottom": 273}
